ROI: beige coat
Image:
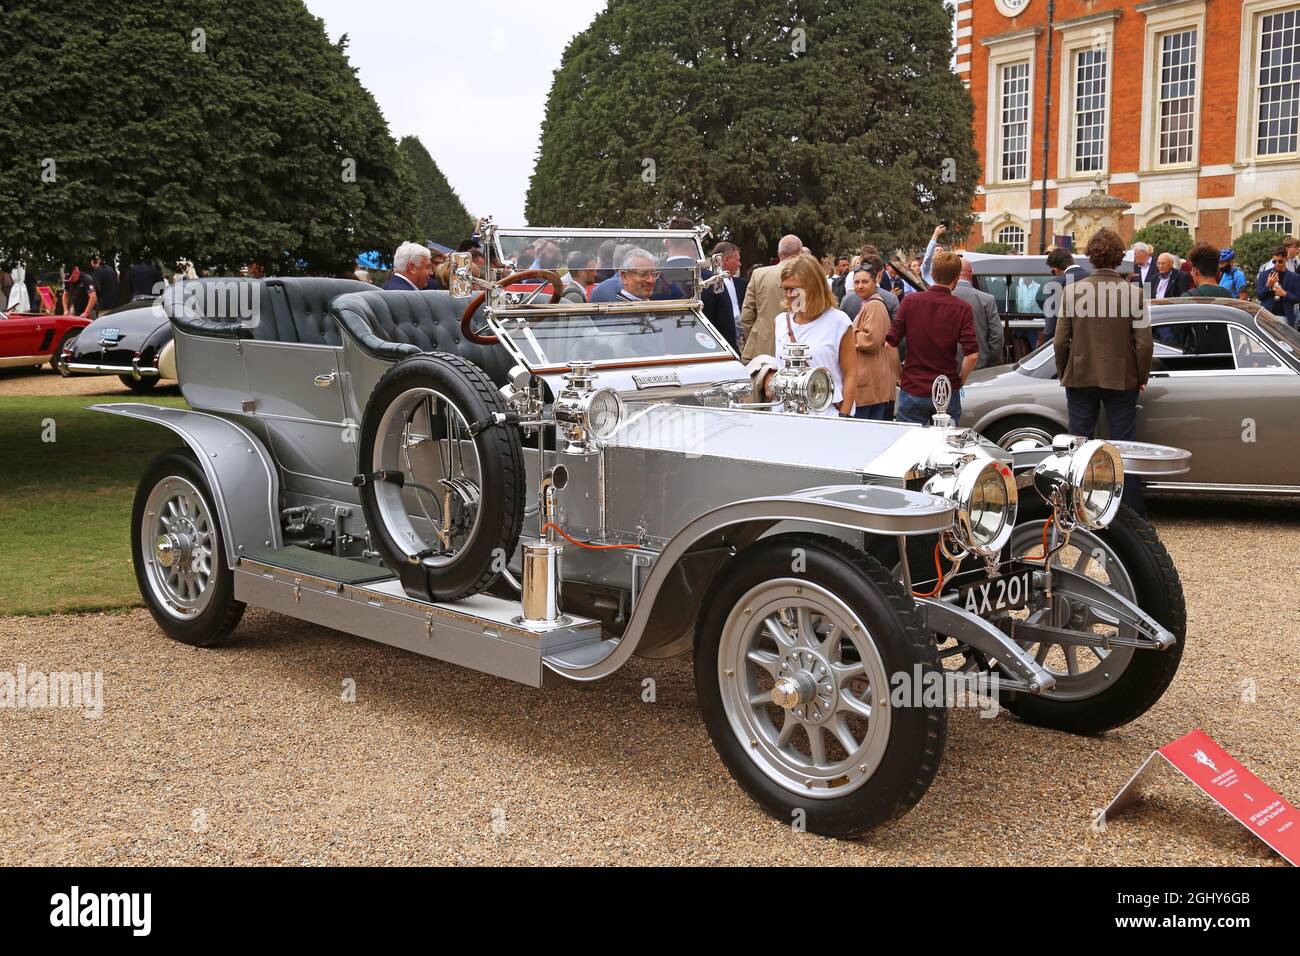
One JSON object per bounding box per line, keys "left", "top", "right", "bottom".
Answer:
{"left": 852, "top": 294, "right": 899, "bottom": 406}
{"left": 739, "top": 263, "right": 786, "bottom": 362}
{"left": 1054, "top": 269, "right": 1153, "bottom": 391}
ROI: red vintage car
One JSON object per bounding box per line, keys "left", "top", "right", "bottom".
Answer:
{"left": 0, "top": 309, "right": 88, "bottom": 371}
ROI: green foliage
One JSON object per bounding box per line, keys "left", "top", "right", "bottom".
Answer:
{"left": 974, "top": 242, "right": 1014, "bottom": 255}
{"left": 1131, "top": 223, "right": 1193, "bottom": 259}
{"left": 1230, "top": 230, "right": 1286, "bottom": 285}
{"left": 525, "top": 0, "right": 978, "bottom": 266}
{"left": 396, "top": 136, "right": 474, "bottom": 249}
{"left": 0, "top": 0, "right": 412, "bottom": 274}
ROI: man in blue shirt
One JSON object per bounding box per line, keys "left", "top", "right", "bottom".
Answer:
{"left": 1217, "top": 249, "right": 1248, "bottom": 300}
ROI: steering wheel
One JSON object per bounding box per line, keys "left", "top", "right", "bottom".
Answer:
{"left": 460, "top": 270, "right": 564, "bottom": 346}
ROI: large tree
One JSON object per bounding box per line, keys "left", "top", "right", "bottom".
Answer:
{"left": 0, "top": 0, "right": 410, "bottom": 274}
{"left": 526, "top": 0, "right": 978, "bottom": 264}
{"left": 396, "top": 136, "right": 474, "bottom": 248}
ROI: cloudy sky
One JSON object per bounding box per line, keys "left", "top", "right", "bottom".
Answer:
{"left": 304, "top": 0, "right": 608, "bottom": 227}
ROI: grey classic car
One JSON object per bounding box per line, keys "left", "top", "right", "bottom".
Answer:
{"left": 962, "top": 298, "right": 1300, "bottom": 495}
{"left": 963, "top": 252, "right": 1134, "bottom": 363}
{"left": 94, "top": 222, "right": 1193, "bottom": 839}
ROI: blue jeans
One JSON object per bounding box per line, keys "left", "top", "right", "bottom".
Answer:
{"left": 854, "top": 401, "right": 894, "bottom": 420}
{"left": 894, "top": 388, "right": 961, "bottom": 426}
{"left": 1065, "top": 386, "right": 1145, "bottom": 516}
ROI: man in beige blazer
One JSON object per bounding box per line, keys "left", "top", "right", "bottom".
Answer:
{"left": 740, "top": 234, "right": 802, "bottom": 362}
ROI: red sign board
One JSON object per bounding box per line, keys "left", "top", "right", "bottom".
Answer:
{"left": 1105, "top": 728, "right": 1298, "bottom": 865}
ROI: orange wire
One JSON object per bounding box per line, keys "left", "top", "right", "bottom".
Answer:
{"left": 912, "top": 542, "right": 951, "bottom": 598}
{"left": 540, "top": 522, "right": 641, "bottom": 551}
{"left": 1022, "top": 521, "right": 1052, "bottom": 563}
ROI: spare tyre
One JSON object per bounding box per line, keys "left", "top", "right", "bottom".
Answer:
{"left": 357, "top": 353, "right": 526, "bottom": 602}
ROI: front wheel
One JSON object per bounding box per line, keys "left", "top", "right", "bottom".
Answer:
{"left": 132, "top": 448, "right": 245, "bottom": 646}
{"left": 695, "top": 534, "right": 946, "bottom": 839}
{"left": 999, "top": 502, "right": 1186, "bottom": 733}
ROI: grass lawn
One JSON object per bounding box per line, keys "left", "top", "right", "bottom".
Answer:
{"left": 1, "top": 393, "right": 189, "bottom": 616}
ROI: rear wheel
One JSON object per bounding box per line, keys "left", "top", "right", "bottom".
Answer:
{"left": 50, "top": 331, "right": 78, "bottom": 370}
{"left": 132, "top": 448, "right": 244, "bottom": 646}
{"left": 695, "top": 533, "right": 946, "bottom": 839}
{"left": 119, "top": 374, "right": 159, "bottom": 393}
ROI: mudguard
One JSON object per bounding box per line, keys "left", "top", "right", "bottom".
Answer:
{"left": 88, "top": 403, "right": 280, "bottom": 562}
{"left": 543, "top": 484, "right": 955, "bottom": 682}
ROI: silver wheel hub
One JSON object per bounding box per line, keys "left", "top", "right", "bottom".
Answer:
{"left": 719, "top": 579, "right": 893, "bottom": 799}
{"left": 140, "top": 475, "right": 217, "bottom": 621}
{"left": 774, "top": 650, "right": 836, "bottom": 723}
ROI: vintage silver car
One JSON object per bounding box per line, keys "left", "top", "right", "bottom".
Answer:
{"left": 95, "top": 222, "right": 1194, "bottom": 839}
{"left": 963, "top": 298, "right": 1300, "bottom": 495}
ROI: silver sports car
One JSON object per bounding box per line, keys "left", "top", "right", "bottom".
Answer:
{"left": 962, "top": 298, "right": 1300, "bottom": 495}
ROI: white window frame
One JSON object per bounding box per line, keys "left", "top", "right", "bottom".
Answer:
{"left": 995, "top": 224, "right": 1027, "bottom": 252}
{"left": 1236, "top": 0, "right": 1300, "bottom": 164}
{"left": 1137, "top": 0, "right": 1207, "bottom": 173}
{"left": 1250, "top": 212, "right": 1296, "bottom": 233}
{"left": 1055, "top": 13, "right": 1118, "bottom": 181}
{"left": 983, "top": 29, "right": 1039, "bottom": 187}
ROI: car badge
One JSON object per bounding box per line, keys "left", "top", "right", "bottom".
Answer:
{"left": 931, "top": 375, "right": 953, "bottom": 427}
{"left": 632, "top": 371, "right": 681, "bottom": 390}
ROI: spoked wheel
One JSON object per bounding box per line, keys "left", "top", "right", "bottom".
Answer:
{"left": 720, "top": 581, "right": 893, "bottom": 796}
{"left": 358, "top": 353, "right": 525, "bottom": 602}
{"left": 998, "top": 503, "right": 1186, "bottom": 733}
{"left": 696, "top": 534, "right": 946, "bottom": 839}
{"left": 132, "top": 448, "right": 244, "bottom": 646}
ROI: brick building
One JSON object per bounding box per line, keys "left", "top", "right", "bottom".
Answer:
{"left": 954, "top": 0, "right": 1300, "bottom": 251}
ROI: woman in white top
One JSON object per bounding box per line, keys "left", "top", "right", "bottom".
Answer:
{"left": 763, "top": 253, "right": 857, "bottom": 417}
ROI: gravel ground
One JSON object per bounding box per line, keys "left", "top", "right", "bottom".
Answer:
{"left": 2, "top": 497, "right": 1296, "bottom": 866}
{"left": 0, "top": 365, "right": 180, "bottom": 398}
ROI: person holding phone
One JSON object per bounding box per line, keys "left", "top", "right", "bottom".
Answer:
{"left": 1258, "top": 245, "right": 1300, "bottom": 327}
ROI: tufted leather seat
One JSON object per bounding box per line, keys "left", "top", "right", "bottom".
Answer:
{"left": 330, "top": 290, "right": 516, "bottom": 386}
{"left": 257, "top": 278, "right": 373, "bottom": 345}
{"left": 163, "top": 277, "right": 373, "bottom": 343}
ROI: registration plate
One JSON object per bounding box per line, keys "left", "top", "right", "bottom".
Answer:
{"left": 959, "top": 566, "right": 1034, "bottom": 616}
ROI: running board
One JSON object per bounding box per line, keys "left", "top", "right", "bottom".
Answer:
{"left": 233, "top": 557, "right": 604, "bottom": 687}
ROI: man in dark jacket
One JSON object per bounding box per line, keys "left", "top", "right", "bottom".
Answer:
{"left": 1146, "top": 252, "right": 1191, "bottom": 299}
{"left": 89, "top": 254, "right": 119, "bottom": 310}
{"left": 383, "top": 241, "right": 433, "bottom": 291}
{"left": 700, "top": 241, "right": 745, "bottom": 349}
{"left": 1258, "top": 245, "right": 1300, "bottom": 326}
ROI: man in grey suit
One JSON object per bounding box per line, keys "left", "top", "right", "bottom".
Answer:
{"left": 954, "top": 257, "right": 1003, "bottom": 368}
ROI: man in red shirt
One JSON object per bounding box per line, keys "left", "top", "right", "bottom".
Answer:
{"left": 886, "top": 250, "right": 978, "bottom": 425}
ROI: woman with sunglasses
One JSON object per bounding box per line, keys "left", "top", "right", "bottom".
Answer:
{"left": 763, "top": 254, "right": 856, "bottom": 417}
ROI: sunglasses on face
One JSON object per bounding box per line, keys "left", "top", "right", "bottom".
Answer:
{"left": 781, "top": 286, "right": 801, "bottom": 296}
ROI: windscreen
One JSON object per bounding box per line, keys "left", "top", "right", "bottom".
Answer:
{"left": 495, "top": 306, "right": 732, "bottom": 368}
{"left": 494, "top": 229, "right": 705, "bottom": 302}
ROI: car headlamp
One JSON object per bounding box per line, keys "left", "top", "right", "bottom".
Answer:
{"left": 554, "top": 362, "right": 625, "bottom": 453}
{"left": 923, "top": 442, "right": 1018, "bottom": 557}
{"left": 1032, "top": 436, "right": 1124, "bottom": 530}
{"left": 771, "top": 343, "right": 834, "bottom": 414}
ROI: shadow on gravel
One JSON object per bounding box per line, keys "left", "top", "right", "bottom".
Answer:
{"left": 1148, "top": 494, "right": 1300, "bottom": 525}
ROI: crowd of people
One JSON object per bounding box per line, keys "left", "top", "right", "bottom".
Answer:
{"left": 14, "top": 219, "right": 1299, "bottom": 512}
